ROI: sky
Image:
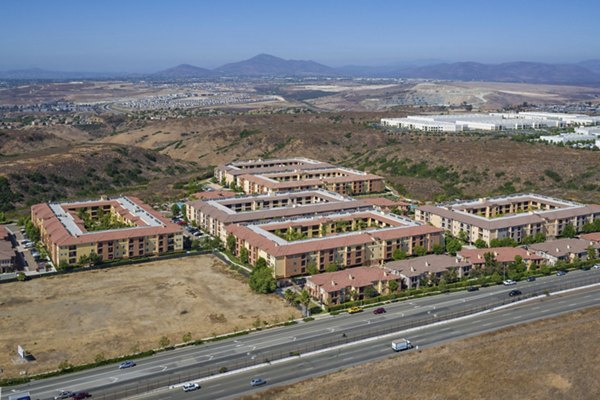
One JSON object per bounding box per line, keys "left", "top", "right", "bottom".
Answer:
{"left": 1, "top": 0, "right": 600, "bottom": 72}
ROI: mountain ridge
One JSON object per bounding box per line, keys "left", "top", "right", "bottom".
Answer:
{"left": 2, "top": 54, "right": 600, "bottom": 84}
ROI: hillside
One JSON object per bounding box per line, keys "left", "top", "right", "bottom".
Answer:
{"left": 215, "top": 54, "right": 336, "bottom": 76}
{"left": 0, "top": 143, "right": 195, "bottom": 212}
{"left": 101, "top": 112, "right": 600, "bottom": 204}
{"left": 152, "top": 64, "right": 215, "bottom": 79}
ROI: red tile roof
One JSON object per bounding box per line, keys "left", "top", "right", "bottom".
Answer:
{"left": 580, "top": 232, "right": 600, "bottom": 242}
{"left": 307, "top": 266, "right": 398, "bottom": 293}
{"left": 458, "top": 247, "right": 543, "bottom": 264}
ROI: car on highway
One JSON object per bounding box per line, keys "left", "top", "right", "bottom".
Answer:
{"left": 373, "top": 307, "right": 386, "bottom": 314}
{"left": 250, "top": 378, "right": 267, "bottom": 387}
{"left": 347, "top": 306, "right": 362, "bottom": 314}
{"left": 467, "top": 286, "right": 479, "bottom": 292}
{"left": 53, "top": 391, "right": 74, "bottom": 400}
{"left": 118, "top": 360, "right": 136, "bottom": 369}
{"left": 70, "top": 392, "right": 91, "bottom": 399}
{"left": 556, "top": 270, "right": 567, "bottom": 276}
{"left": 526, "top": 276, "right": 536, "bottom": 282}
{"left": 508, "top": 289, "right": 522, "bottom": 297}
{"left": 182, "top": 382, "right": 200, "bottom": 392}
{"left": 503, "top": 279, "right": 517, "bottom": 286}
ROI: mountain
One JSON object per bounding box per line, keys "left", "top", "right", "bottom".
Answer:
{"left": 0, "top": 68, "right": 134, "bottom": 80}
{"left": 578, "top": 59, "right": 600, "bottom": 74}
{"left": 368, "top": 61, "right": 600, "bottom": 84}
{"left": 152, "top": 64, "right": 214, "bottom": 79}
{"left": 214, "top": 54, "right": 337, "bottom": 76}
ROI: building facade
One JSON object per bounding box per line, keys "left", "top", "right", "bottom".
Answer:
{"left": 416, "top": 194, "right": 600, "bottom": 245}
{"left": 31, "top": 196, "right": 184, "bottom": 266}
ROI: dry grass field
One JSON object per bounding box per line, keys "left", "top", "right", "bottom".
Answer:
{"left": 0, "top": 255, "right": 299, "bottom": 379}
{"left": 246, "top": 306, "right": 600, "bottom": 400}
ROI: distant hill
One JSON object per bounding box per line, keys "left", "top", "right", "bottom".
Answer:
{"left": 4, "top": 56, "right": 600, "bottom": 84}
{"left": 0, "top": 68, "right": 134, "bottom": 80}
{"left": 392, "top": 62, "right": 600, "bottom": 84}
{"left": 214, "top": 54, "right": 336, "bottom": 76}
{"left": 152, "top": 64, "right": 214, "bottom": 79}
{"left": 578, "top": 59, "right": 600, "bottom": 74}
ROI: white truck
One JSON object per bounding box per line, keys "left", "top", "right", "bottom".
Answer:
{"left": 391, "top": 338, "right": 413, "bottom": 351}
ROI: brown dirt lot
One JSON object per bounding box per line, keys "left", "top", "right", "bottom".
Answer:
{"left": 247, "top": 306, "right": 600, "bottom": 400}
{"left": 0, "top": 255, "right": 300, "bottom": 379}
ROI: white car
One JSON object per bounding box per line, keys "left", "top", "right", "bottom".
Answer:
{"left": 502, "top": 279, "right": 517, "bottom": 286}
{"left": 592, "top": 264, "right": 600, "bottom": 269}
{"left": 182, "top": 382, "right": 200, "bottom": 392}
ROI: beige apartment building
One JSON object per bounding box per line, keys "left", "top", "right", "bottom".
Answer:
{"left": 416, "top": 194, "right": 600, "bottom": 245}
{"left": 31, "top": 196, "right": 183, "bottom": 266}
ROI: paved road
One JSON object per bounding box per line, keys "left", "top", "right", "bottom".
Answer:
{"left": 140, "top": 287, "right": 600, "bottom": 400}
{"left": 3, "top": 269, "right": 599, "bottom": 400}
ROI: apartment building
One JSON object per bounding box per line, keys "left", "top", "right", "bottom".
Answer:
{"left": 215, "top": 158, "right": 385, "bottom": 195}
{"left": 384, "top": 254, "right": 472, "bottom": 289}
{"left": 457, "top": 247, "right": 543, "bottom": 270}
{"left": 528, "top": 238, "right": 600, "bottom": 265}
{"left": 186, "top": 190, "right": 374, "bottom": 241}
{"left": 415, "top": 194, "right": 600, "bottom": 245}
{"left": 31, "top": 196, "right": 184, "bottom": 266}
{"left": 305, "top": 267, "right": 401, "bottom": 306}
{"left": 226, "top": 209, "right": 443, "bottom": 278}
{"left": 0, "top": 225, "right": 17, "bottom": 273}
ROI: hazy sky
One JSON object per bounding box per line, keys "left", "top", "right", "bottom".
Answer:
{"left": 2, "top": 0, "right": 599, "bottom": 72}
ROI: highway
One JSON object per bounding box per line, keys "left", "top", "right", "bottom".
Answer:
{"left": 3, "top": 268, "right": 599, "bottom": 400}
{"left": 140, "top": 286, "right": 600, "bottom": 400}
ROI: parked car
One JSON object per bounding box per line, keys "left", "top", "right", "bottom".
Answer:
{"left": 118, "top": 360, "right": 136, "bottom": 369}
{"left": 508, "top": 290, "right": 522, "bottom": 297}
{"left": 526, "top": 276, "right": 536, "bottom": 282}
{"left": 592, "top": 264, "right": 600, "bottom": 269}
{"left": 373, "top": 307, "right": 386, "bottom": 314}
{"left": 347, "top": 306, "right": 362, "bottom": 314}
{"left": 70, "top": 392, "right": 92, "bottom": 399}
{"left": 503, "top": 279, "right": 517, "bottom": 286}
{"left": 54, "top": 391, "right": 74, "bottom": 400}
{"left": 467, "top": 286, "right": 479, "bottom": 292}
{"left": 182, "top": 383, "right": 200, "bottom": 392}
{"left": 556, "top": 270, "right": 567, "bottom": 276}
{"left": 250, "top": 378, "right": 267, "bottom": 387}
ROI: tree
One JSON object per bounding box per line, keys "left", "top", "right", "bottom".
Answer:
{"left": 284, "top": 289, "right": 297, "bottom": 305}
{"left": 363, "top": 285, "right": 377, "bottom": 298}
{"left": 432, "top": 243, "right": 445, "bottom": 255}
{"left": 249, "top": 264, "right": 276, "bottom": 294}
{"left": 560, "top": 223, "right": 576, "bottom": 238}
{"left": 171, "top": 203, "right": 180, "bottom": 217}
{"left": 325, "top": 262, "right": 338, "bottom": 272}
{"left": 0, "top": 211, "right": 6, "bottom": 223}
{"left": 88, "top": 251, "right": 101, "bottom": 266}
{"left": 240, "top": 247, "right": 249, "bottom": 264}
{"left": 587, "top": 245, "right": 597, "bottom": 260}
{"left": 458, "top": 230, "right": 468, "bottom": 243}
{"left": 226, "top": 234, "right": 236, "bottom": 255}
{"left": 255, "top": 257, "right": 267, "bottom": 268}
{"left": 445, "top": 237, "right": 462, "bottom": 255}
{"left": 78, "top": 254, "right": 90, "bottom": 266}
{"left": 306, "top": 262, "right": 318, "bottom": 275}
{"left": 414, "top": 245, "right": 427, "bottom": 257}
{"left": 484, "top": 252, "right": 498, "bottom": 270}
{"left": 298, "top": 290, "right": 311, "bottom": 316}
{"left": 392, "top": 248, "right": 407, "bottom": 260}
{"left": 388, "top": 279, "right": 399, "bottom": 293}
{"left": 474, "top": 239, "right": 488, "bottom": 249}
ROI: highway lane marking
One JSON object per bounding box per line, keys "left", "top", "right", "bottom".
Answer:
{"left": 482, "top": 322, "right": 492, "bottom": 327}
